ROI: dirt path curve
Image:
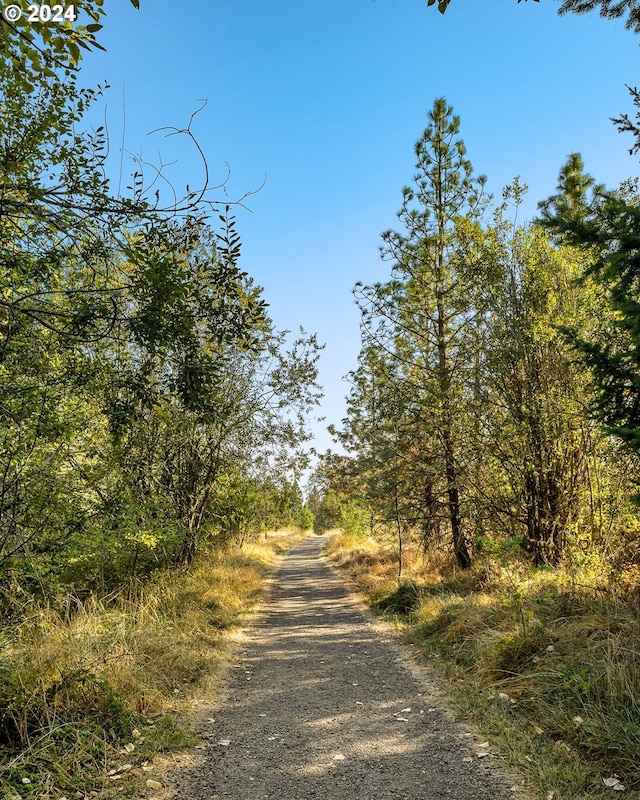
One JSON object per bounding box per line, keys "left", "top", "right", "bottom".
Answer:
{"left": 169, "top": 535, "right": 522, "bottom": 800}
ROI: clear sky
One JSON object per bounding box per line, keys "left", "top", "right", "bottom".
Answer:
{"left": 79, "top": 0, "right": 639, "bottom": 458}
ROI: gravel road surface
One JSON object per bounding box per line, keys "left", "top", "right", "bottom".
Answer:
{"left": 169, "top": 534, "right": 522, "bottom": 800}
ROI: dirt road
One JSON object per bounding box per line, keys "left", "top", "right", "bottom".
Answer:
{"left": 169, "top": 535, "right": 522, "bottom": 800}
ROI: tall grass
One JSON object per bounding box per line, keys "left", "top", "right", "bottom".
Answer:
{"left": 325, "top": 531, "right": 640, "bottom": 800}
{"left": 0, "top": 529, "right": 307, "bottom": 799}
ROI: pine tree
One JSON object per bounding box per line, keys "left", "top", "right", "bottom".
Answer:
{"left": 344, "top": 98, "right": 488, "bottom": 569}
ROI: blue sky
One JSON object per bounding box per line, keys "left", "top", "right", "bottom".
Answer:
{"left": 79, "top": 0, "right": 639, "bottom": 457}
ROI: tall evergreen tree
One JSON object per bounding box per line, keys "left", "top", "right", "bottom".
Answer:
{"left": 343, "top": 98, "right": 488, "bottom": 569}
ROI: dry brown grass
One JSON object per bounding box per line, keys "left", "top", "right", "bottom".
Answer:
{"left": 325, "top": 530, "right": 640, "bottom": 800}
{"left": 0, "top": 529, "right": 308, "bottom": 799}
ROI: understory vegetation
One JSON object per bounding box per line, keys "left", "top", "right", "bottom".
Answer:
{"left": 326, "top": 531, "right": 640, "bottom": 799}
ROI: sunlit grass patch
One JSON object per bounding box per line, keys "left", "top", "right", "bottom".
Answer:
{"left": 325, "top": 530, "right": 381, "bottom": 569}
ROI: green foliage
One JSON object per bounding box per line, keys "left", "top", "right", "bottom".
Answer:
{"left": 557, "top": 0, "right": 640, "bottom": 32}
{"left": 312, "top": 488, "right": 341, "bottom": 534}
{"left": 539, "top": 159, "right": 640, "bottom": 483}
{"left": 338, "top": 501, "right": 370, "bottom": 537}
{"left": 310, "top": 455, "right": 371, "bottom": 535}
{"left": 481, "top": 189, "right": 601, "bottom": 566}
{"left": 0, "top": 0, "right": 322, "bottom": 597}
{"left": 334, "top": 107, "right": 637, "bottom": 575}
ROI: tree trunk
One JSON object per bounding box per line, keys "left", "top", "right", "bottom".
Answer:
{"left": 443, "top": 425, "right": 471, "bottom": 569}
